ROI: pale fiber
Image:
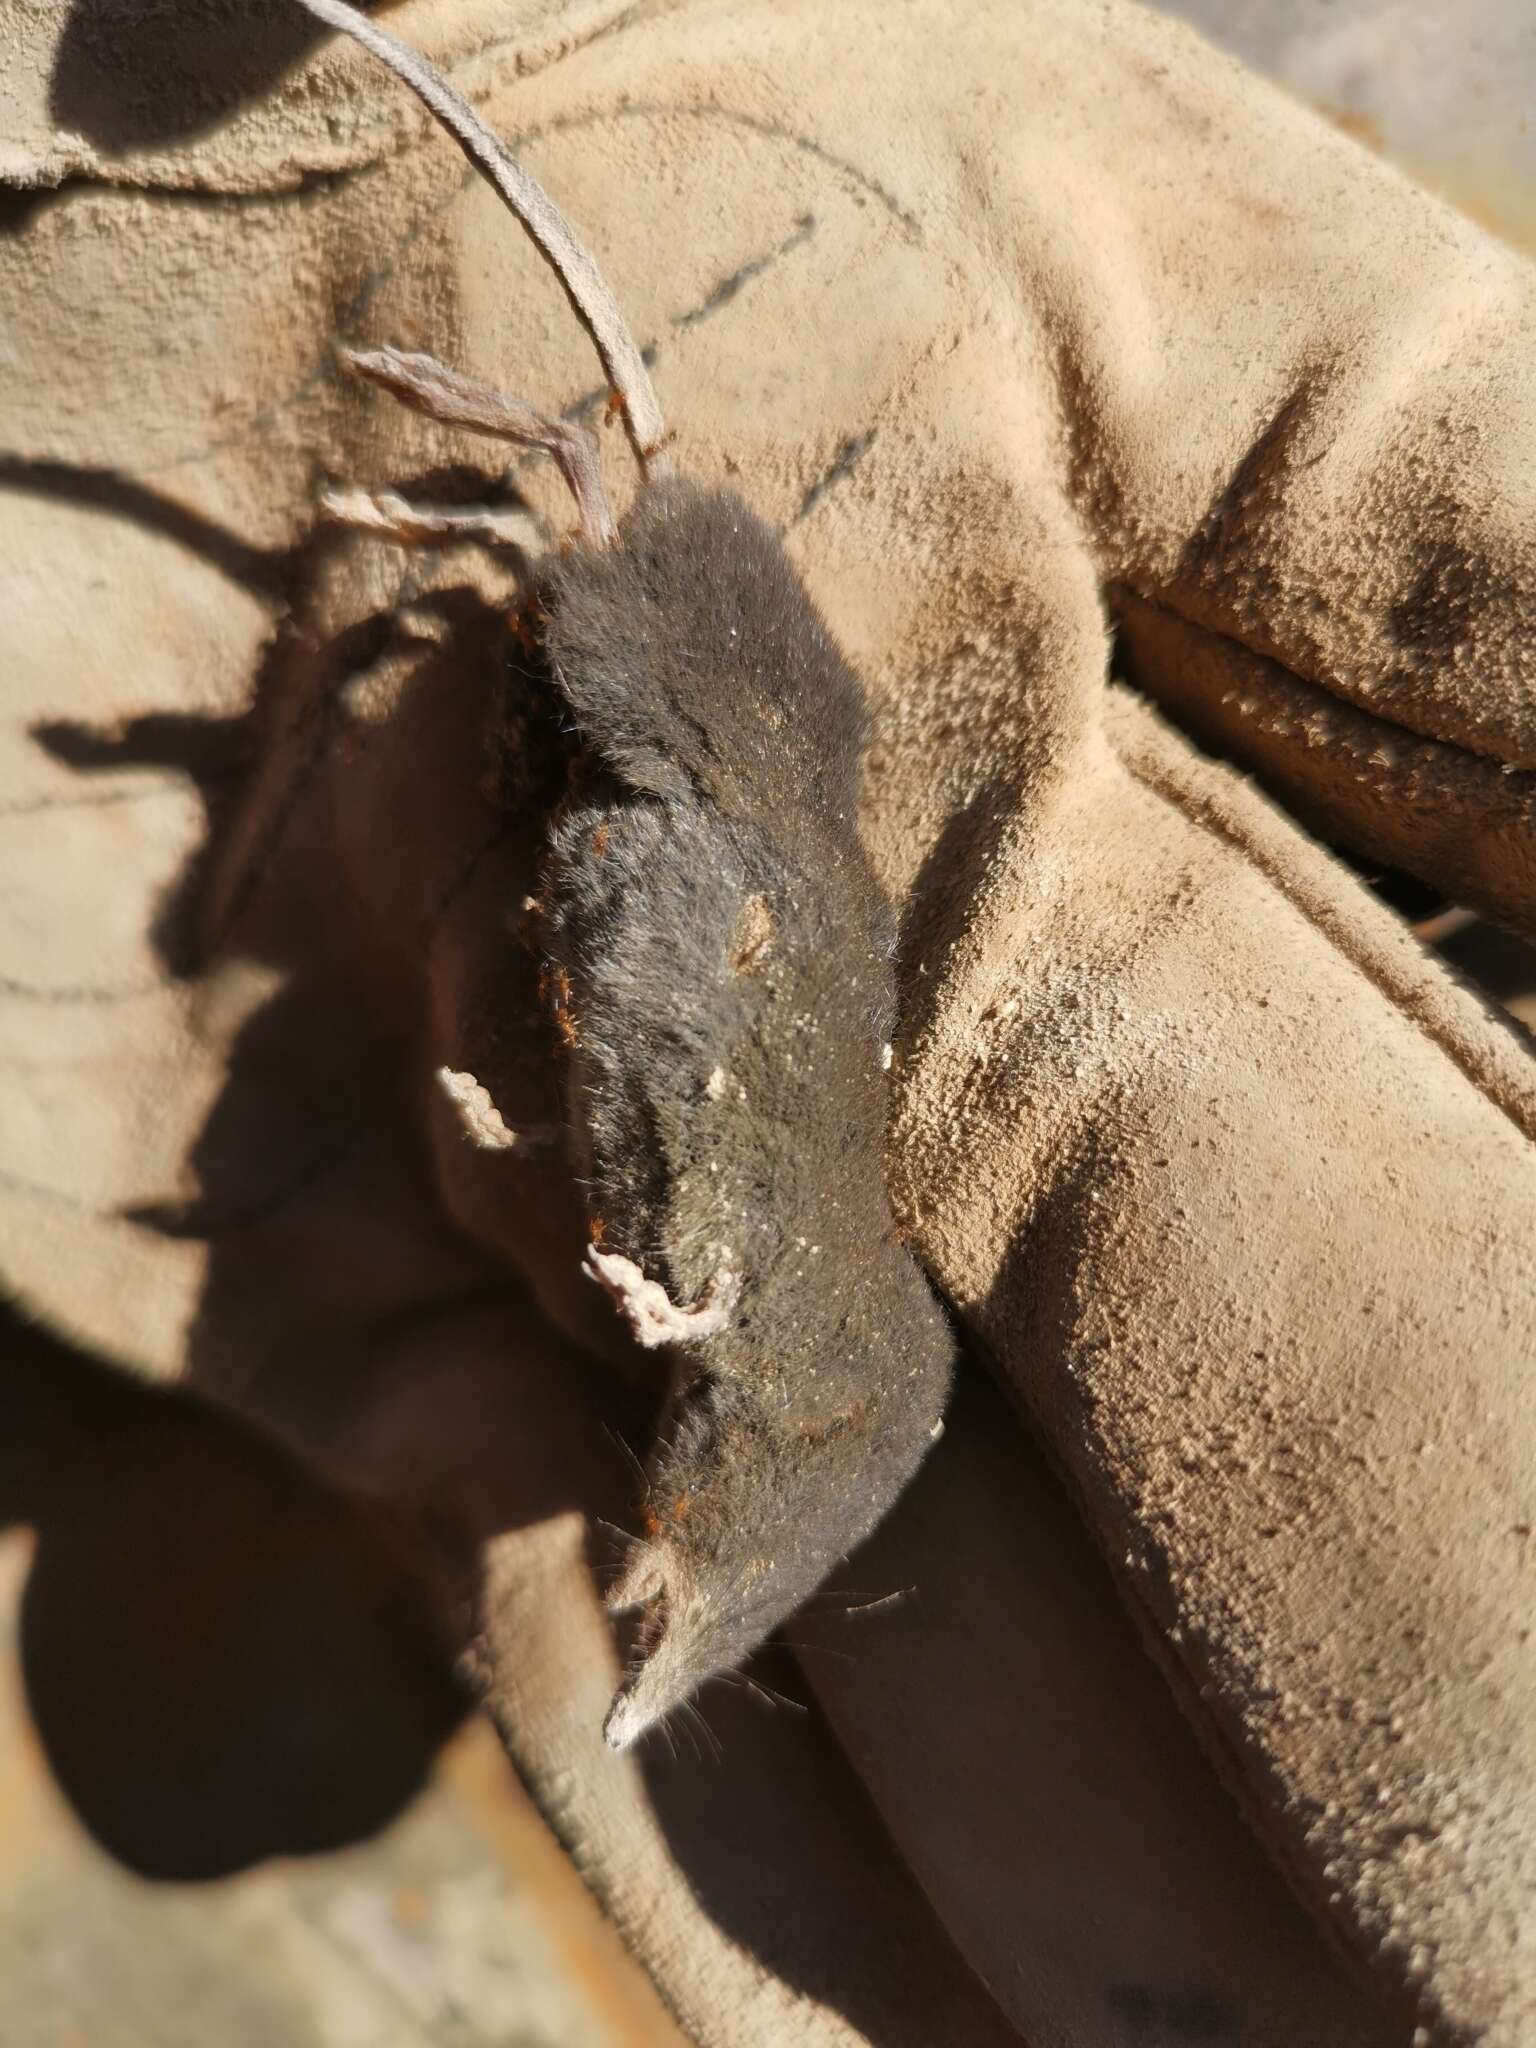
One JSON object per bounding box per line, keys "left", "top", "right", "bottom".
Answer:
{"left": 581, "top": 1247, "right": 739, "bottom": 1349}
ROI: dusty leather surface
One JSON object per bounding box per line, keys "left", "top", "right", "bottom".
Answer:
{"left": 5, "top": 1, "right": 1536, "bottom": 2041}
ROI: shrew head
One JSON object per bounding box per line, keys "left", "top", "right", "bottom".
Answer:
{"left": 603, "top": 1271, "right": 953, "bottom": 1750}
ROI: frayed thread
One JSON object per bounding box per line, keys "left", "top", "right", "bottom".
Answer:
{"left": 436, "top": 1066, "right": 559, "bottom": 1151}
{"left": 583, "top": 1245, "right": 739, "bottom": 1347}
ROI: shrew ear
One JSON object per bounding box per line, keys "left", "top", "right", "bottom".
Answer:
{"left": 602, "top": 1374, "right": 721, "bottom": 1620}
{"left": 605, "top": 1535, "right": 668, "bottom": 1616}
{"left": 601, "top": 1535, "right": 706, "bottom": 1751}
{"left": 656, "top": 1360, "right": 737, "bottom": 1462}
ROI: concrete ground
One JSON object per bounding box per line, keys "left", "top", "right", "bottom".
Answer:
{"left": 0, "top": 1534, "right": 670, "bottom": 2048}
{"left": 1172, "top": 0, "right": 1536, "bottom": 253}
{"left": 0, "top": 1311, "right": 680, "bottom": 2048}
{"left": 3, "top": 6, "right": 1533, "bottom": 2046}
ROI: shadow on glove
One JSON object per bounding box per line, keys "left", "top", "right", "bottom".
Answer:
{"left": 0, "top": 1302, "right": 464, "bottom": 1880}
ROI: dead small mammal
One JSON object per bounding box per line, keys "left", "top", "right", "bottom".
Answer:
{"left": 298, "top": 0, "right": 954, "bottom": 1748}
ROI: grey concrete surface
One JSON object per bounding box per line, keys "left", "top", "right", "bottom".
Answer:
{"left": 1165, "top": 0, "right": 1536, "bottom": 250}
{"left": 0, "top": 1312, "right": 679, "bottom": 2048}
{"left": 0, "top": 1520, "right": 678, "bottom": 2047}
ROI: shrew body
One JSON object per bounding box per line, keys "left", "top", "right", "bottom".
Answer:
{"left": 537, "top": 481, "right": 954, "bottom": 1744}
{"left": 297, "top": 0, "right": 955, "bottom": 1749}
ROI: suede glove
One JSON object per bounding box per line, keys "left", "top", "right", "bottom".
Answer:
{"left": 5, "top": 2, "right": 1535, "bottom": 2042}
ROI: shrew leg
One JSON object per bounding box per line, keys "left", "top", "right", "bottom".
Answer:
{"left": 319, "top": 483, "right": 540, "bottom": 552}
{"left": 338, "top": 343, "right": 617, "bottom": 546}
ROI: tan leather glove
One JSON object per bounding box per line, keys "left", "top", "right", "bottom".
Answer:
{"left": 5, "top": 2, "right": 1534, "bottom": 2042}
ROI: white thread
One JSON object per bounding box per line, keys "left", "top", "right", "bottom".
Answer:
{"left": 583, "top": 1247, "right": 739, "bottom": 1348}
